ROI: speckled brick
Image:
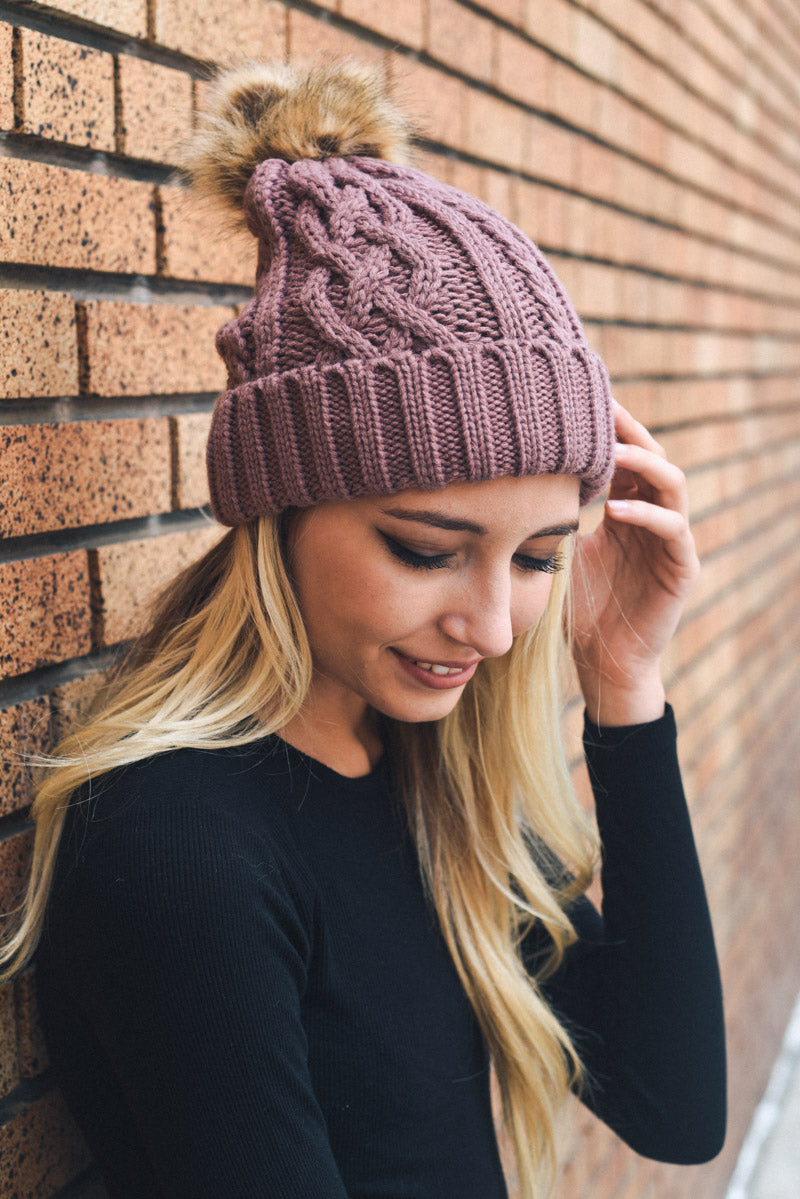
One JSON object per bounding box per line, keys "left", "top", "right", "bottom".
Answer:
{"left": 339, "top": 0, "right": 425, "bottom": 49}
{"left": 493, "top": 27, "right": 552, "bottom": 110}
{"left": 0, "top": 828, "right": 33, "bottom": 917}
{"left": 0, "top": 419, "right": 172, "bottom": 537}
{"left": 14, "top": 969, "right": 49, "bottom": 1079}
{"left": 91, "top": 524, "right": 225, "bottom": 645}
{"left": 43, "top": 0, "right": 146, "bottom": 37}
{"left": 158, "top": 186, "right": 255, "bottom": 285}
{"left": 0, "top": 980, "right": 19, "bottom": 1097}
{"left": 287, "top": 11, "right": 388, "bottom": 67}
{"left": 16, "top": 28, "right": 115, "bottom": 150}
{"left": 0, "top": 289, "right": 78, "bottom": 399}
{"left": 49, "top": 668, "right": 110, "bottom": 743}
{"left": 0, "top": 1087, "right": 92, "bottom": 1196}
{"left": 155, "top": 0, "right": 286, "bottom": 61}
{"left": 427, "top": 0, "right": 494, "bottom": 83}
{"left": 1, "top": 160, "right": 155, "bottom": 273}
{"left": 171, "top": 412, "right": 212, "bottom": 508}
{"left": 118, "top": 56, "right": 193, "bottom": 164}
{"left": 0, "top": 552, "right": 91, "bottom": 681}
{"left": 0, "top": 698, "right": 50, "bottom": 818}
{"left": 79, "top": 300, "right": 231, "bottom": 396}
{"left": 0, "top": 22, "right": 13, "bottom": 131}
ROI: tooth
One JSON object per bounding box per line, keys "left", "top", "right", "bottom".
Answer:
{"left": 431, "top": 664, "right": 451, "bottom": 675}
{"left": 415, "top": 661, "right": 433, "bottom": 670}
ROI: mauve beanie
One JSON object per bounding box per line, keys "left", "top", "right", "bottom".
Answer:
{"left": 183, "top": 62, "right": 615, "bottom": 525}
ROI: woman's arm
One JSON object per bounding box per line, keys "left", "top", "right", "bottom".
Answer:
{"left": 36, "top": 755, "right": 351, "bottom": 1199}
{"left": 536, "top": 707, "right": 726, "bottom": 1164}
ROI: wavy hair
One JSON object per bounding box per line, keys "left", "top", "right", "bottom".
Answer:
{"left": 1, "top": 512, "right": 598, "bottom": 1197}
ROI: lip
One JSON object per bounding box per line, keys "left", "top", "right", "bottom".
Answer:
{"left": 390, "top": 648, "right": 481, "bottom": 690}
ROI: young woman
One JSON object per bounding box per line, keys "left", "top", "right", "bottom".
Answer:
{"left": 2, "top": 61, "right": 725, "bottom": 1199}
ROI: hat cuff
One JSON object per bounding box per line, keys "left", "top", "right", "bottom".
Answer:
{"left": 206, "top": 338, "right": 615, "bottom": 525}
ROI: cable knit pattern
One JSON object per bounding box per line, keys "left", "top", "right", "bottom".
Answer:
{"left": 208, "top": 155, "right": 615, "bottom": 523}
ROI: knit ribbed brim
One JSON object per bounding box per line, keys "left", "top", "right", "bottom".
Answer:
{"left": 207, "top": 338, "right": 614, "bottom": 524}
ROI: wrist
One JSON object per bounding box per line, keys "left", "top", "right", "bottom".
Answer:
{"left": 580, "top": 672, "right": 667, "bottom": 728}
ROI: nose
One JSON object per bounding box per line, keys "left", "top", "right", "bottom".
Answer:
{"left": 436, "top": 571, "right": 515, "bottom": 660}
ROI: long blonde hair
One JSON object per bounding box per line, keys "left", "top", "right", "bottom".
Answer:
{"left": 1, "top": 512, "right": 598, "bottom": 1197}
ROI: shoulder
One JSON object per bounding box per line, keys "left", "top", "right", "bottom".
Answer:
{"left": 51, "top": 737, "right": 316, "bottom": 934}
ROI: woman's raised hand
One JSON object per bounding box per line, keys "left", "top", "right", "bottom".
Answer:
{"left": 571, "top": 400, "right": 700, "bottom": 727}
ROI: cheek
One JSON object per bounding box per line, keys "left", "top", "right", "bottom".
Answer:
{"left": 511, "top": 576, "right": 557, "bottom": 637}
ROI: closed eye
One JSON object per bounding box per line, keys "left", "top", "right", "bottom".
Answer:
{"left": 379, "top": 533, "right": 562, "bottom": 575}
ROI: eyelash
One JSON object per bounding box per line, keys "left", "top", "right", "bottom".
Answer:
{"left": 380, "top": 534, "right": 562, "bottom": 575}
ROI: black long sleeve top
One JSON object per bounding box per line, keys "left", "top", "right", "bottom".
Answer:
{"left": 35, "top": 706, "right": 726, "bottom": 1198}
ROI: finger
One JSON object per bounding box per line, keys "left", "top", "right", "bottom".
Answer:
{"left": 612, "top": 442, "right": 689, "bottom": 516}
{"left": 612, "top": 399, "right": 668, "bottom": 458}
{"left": 605, "top": 499, "right": 698, "bottom": 567}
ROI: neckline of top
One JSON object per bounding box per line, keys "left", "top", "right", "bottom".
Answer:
{"left": 255, "top": 731, "right": 389, "bottom": 795}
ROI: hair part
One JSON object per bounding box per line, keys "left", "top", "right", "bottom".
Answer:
{"left": 1, "top": 514, "right": 597, "bottom": 1197}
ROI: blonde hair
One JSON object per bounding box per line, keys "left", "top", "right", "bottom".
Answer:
{"left": 1, "top": 512, "right": 598, "bottom": 1197}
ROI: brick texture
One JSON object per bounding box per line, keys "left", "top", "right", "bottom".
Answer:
{"left": 0, "top": 22, "right": 14, "bottom": 130}
{"left": 155, "top": 0, "right": 286, "bottom": 60}
{"left": 36, "top": 0, "right": 147, "bottom": 37}
{"left": 0, "top": 290, "right": 77, "bottom": 400}
{"left": 171, "top": 412, "right": 212, "bottom": 508}
{"left": 15, "top": 29, "right": 115, "bottom": 150}
{"left": 78, "top": 301, "right": 231, "bottom": 396}
{"left": 0, "top": 420, "right": 172, "bottom": 537}
{"left": 0, "top": 1089, "right": 92, "bottom": 1197}
{"left": 0, "top": 698, "right": 50, "bottom": 818}
{"left": 0, "top": 553, "right": 91, "bottom": 681}
{"left": 117, "top": 56, "right": 194, "bottom": 164}
{"left": 90, "top": 524, "right": 224, "bottom": 645}
{"left": 1, "top": 161, "right": 155, "bottom": 273}
{"left": 339, "top": 0, "right": 426, "bottom": 49}
{"left": 158, "top": 186, "right": 255, "bottom": 285}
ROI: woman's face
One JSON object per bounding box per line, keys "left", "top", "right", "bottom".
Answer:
{"left": 286, "top": 473, "right": 580, "bottom": 728}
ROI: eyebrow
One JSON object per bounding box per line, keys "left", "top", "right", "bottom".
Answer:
{"left": 379, "top": 506, "right": 580, "bottom": 540}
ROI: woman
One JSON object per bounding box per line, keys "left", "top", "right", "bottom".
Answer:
{"left": 2, "top": 60, "right": 725, "bottom": 1198}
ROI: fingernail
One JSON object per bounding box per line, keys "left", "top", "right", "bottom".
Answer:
{"left": 607, "top": 499, "right": 629, "bottom": 513}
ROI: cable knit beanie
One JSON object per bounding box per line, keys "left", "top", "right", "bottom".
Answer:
{"left": 182, "top": 60, "right": 615, "bottom": 525}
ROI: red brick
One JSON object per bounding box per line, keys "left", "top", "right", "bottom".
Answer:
{"left": 91, "top": 525, "right": 225, "bottom": 645}
{"left": 0, "top": 419, "right": 172, "bottom": 537}
{"left": 0, "top": 829, "right": 34, "bottom": 916}
{"left": 522, "top": 0, "right": 574, "bottom": 56}
{"left": 339, "top": 0, "right": 425, "bottom": 49}
{"left": 390, "top": 57, "right": 465, "bottom": 150}
{"left": 49, "top": 668, "right": 111, "bottom": 743}
{"left": 158, "top": 186, "right": 256, "bottom": 286}
{"left": 570, "top": 7, "right": 620, "bottom": 83}
{"left": 117, "top": 56, "right": 193, "bottom": 164}
{"left": 0, "top": 22, "right": 13, "bottom": 130}
{"left": 463, "top": 88, "right": 527, "bottom": 169}
{"left": 0, "top": 1088, "right": 92, "bottom": 1196}
{"left": 427, "top": 0, "right": 495, "bottom": 83}
{"left": 1, "top": 160, "right": 155, "bottom": 273}
{"left": 0, "top": 980, "right": 18, "bottom": 1096}
{"left": 79, "top": 300, "right": 231, "bottom": 396}
{"left": 0, "top": 698, "right": 50, "bottom": 819}
{"left": 171, "top": 412, "right": 212, "bottom": 508}
{"left": 525, "top": 114, "right": 577, "bottom": 188}
{"left": 0, "top": 290, "right": 77, "bottom": 400}
{"left": 547, "top": 60, "right": 600, "bottom": 132}
{"left": 0, "top": 552, "right": 91, "bottom": 681}
{"left": 486, "top": 0, "right": 523, "bottom": 24}
{"left": 37, "top": 0, "right": 146, "bottom": 37}
{"left": 14, "top": 970, "right": 49, "bottom": 1079}
{"left": 493, "top": 28, "right": 552, "bottom": 110}
{"left": 16, "top": 28, "right": 114, "bottom": 150}
{"left": 156, "top": 0, "right": 286, "bottom": 60}
{"left": 287, "top": 11, "right": 387, "bottom": 67}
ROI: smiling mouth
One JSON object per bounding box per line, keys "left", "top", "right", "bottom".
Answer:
{"left": 393, "top": 650, "right": 481, "bottom": 675}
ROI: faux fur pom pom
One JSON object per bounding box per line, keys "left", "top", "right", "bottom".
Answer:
{"left": 179, "top": 59, "right": 414, "bottom": 219}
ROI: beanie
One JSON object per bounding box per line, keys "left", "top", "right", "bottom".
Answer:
{"left": 181, "top": 61, "right": 615, "bottom": 525}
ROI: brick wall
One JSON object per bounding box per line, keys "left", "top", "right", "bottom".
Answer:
{"left": 1, "top": 1, "right": 799, "bottom": 1195}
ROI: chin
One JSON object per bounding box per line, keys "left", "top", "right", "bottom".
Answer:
{"left": 371, "top": 687, "right": 466, "bottom": 725}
